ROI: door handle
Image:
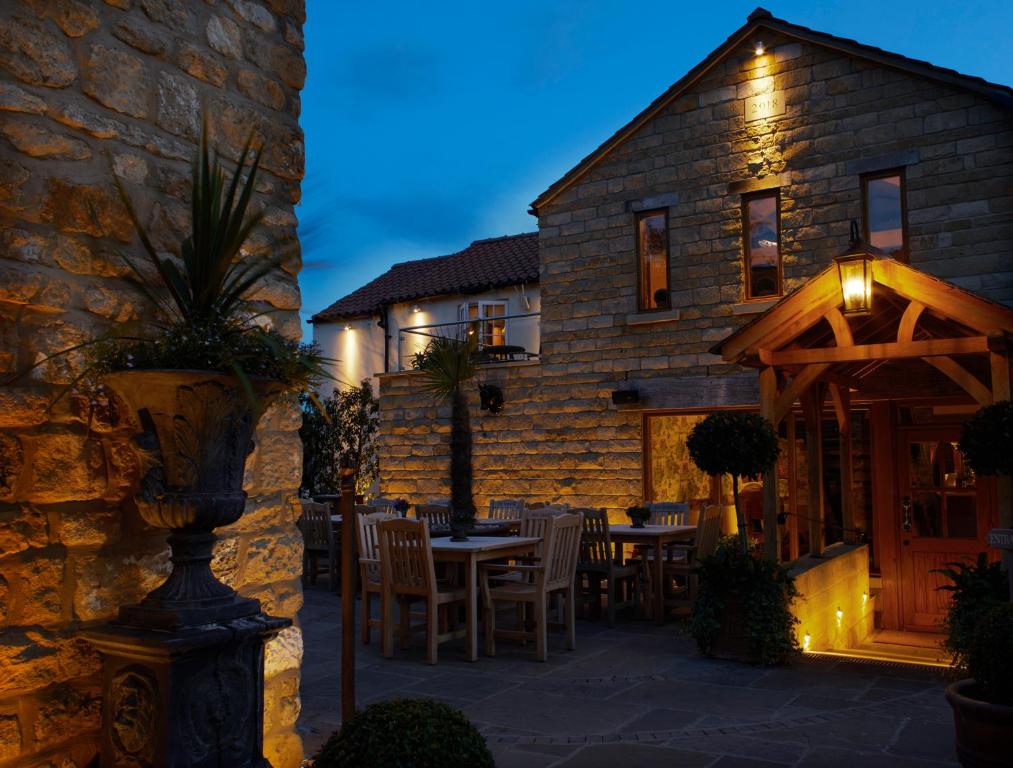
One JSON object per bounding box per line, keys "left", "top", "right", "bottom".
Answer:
{"left": 901, "top": 496, "right": 912, "bottom": 533}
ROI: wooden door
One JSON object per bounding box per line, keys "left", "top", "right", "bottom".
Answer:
{"left": 897, "top": 428, "right": 991, "bottom": 631}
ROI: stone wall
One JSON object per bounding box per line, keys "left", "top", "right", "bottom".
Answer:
{"left": 790, "top": 543, "right": 872, "bottom": 651}
{"left": 0, "top": 1, "right": 306, "bottom": 765}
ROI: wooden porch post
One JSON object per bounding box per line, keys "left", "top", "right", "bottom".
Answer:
{"left": 829, "top": 384, "right": 856, "bottom": 544}
{"left": 801, "top": 384, "right": 826, "bottom": 556}
{"left": 990, "top": 349, "right": 1012, "bottom": 599}
{"left": 759, "top": 367, "right": 781, "bottom": 561}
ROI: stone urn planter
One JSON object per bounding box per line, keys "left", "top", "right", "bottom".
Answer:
{"left": 104, "top": 369, "right": 283, "bottom": 629}
{"left": 946, "top": 679, "right": 1013, "bottom": 768}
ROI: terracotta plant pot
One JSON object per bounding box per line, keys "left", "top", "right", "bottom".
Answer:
{"left": 946, "top": 679, "right": 1013, "bottom": 768}
{"left": 103, "top": 370, "right": 282, "bottom": 629}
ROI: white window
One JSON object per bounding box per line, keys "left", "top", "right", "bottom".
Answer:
{"left": 458, "top": 301, "right": 507, "bottom": 348}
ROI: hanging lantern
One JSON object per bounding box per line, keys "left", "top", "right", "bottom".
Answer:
{"left": 834, "top": 220, "right": 876, "bottom": 316}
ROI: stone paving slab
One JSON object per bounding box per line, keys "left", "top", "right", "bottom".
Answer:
{"left": 296, "top": 586, "right": 958, "bottom": 766}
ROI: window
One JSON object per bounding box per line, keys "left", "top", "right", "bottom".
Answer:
{"left": 862, "top": 169, "right": 907, "bottom": 260}
{"left": 458, "top": 301, "right": 507, "bottom": 348}
{"left": 636, "top": 210, "right": 670, "bottom": 311}
{"left": 742, "top": 191, "right": 782, "bottom": 299}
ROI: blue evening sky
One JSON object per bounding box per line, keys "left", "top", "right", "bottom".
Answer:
{"left": 297, "top": 1, "right": 1012, "bottom": 336}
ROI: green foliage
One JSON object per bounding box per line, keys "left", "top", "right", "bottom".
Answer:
{"left": 958, "top": 400, "right": 1013, "bottom": 477}
{"left": 934, "top": 553, "right": 1009, "bottom": 673}
{"left": 690, "top": 536, "right": 800, "bottom": 666}
{"left": 416, "top": 336, "right": 478, "bottom": 522}
{"left": 299, "top": 381, "right": 379, "bottom": 497}
{"left": 314, "top": 698, "right": 494, "bottom": 768}
{"left": 967, "top": 603, "right": 1013, "bottom": 705}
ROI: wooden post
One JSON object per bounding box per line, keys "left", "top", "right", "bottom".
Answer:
{"left": 989, "top": 350, "right": 1012, "bottom": 600}
{"left": 829, "top": 384, "right": 855, "bottom": 544}
{"left": 759, "top": 366, "right": 781, "bottom": 561}
{"left": 800, "top": 384, "right": 825, "bottom": 557}
{"left": 339, "top": 473, "right": 357, "bottom": 722}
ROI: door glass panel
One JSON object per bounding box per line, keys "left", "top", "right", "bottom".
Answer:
{"left": 911, "top": 491, "right": 943, "bottom": 537}
{"left": 947, "top": 495, "right": 978, "bottom": 539}
{"left": 908, "top": 442, "right": 937, "bottom": 488}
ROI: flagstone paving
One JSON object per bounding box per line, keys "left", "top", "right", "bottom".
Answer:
{"left": 296, "top": 586, "right": 958, "bottom": 767}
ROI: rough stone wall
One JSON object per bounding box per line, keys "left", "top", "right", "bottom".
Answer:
{"left": 0, "top": 1, "right": 307, "bottom": 766}
{"left": 380, "top": 33, "right": 1013, "bottom": 516}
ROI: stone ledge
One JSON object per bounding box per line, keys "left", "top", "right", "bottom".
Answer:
{"left": 626, "top": 309, "right": 681, "bottom": 326}
{"left": 730, "top": 299, "right": 778, "bottom": 315}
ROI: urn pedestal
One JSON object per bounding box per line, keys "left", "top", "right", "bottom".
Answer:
{"left": 82, "top": 371, "right": 291, "bottom": 767}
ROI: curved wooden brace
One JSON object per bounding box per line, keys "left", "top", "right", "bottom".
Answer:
{"left": 827, "top": 382, "right": 850, "bottom": 431}
{"left": 825, "top": 307, "right": 854, "bottom": 348}
{"left": 897, "top": 300, "right": 925, "bottom": 343}
{"left": 924, "top": 356, "right": 991, "bottom": 406}
{"left": 773, "top": 363, "right": 831, "bottom": 424}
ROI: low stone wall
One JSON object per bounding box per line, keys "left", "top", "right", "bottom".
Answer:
{"left": 789, "top": 543, "right": 872, "bottom": 652}
{"left": 0, "top": 1, "right": 307, "bottom": 765}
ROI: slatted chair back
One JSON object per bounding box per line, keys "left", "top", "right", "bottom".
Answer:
{"left": 298, "top": 501, "right": 332, "bottom": 551}
{"left": 426, "top": 498, "right": 450, "bottom": 507}
{"left": 576, "top": 508, "right": 614, "bottom": 569}
{"left": 648, "top": 501, "right": 690, "bottom": 527}
{"left": 696, "top": 504, "right": 723, "bottom": 560}
{"left": 545, "top": 513, "right": 582, "bottom": 590}
{"left": 519, "top": 509, "right": 556, "bottom": 559}
{"left": 488, "top": 498, "right": 524, "bottom": 520}
{"left": 357, "top": 511, "right": 397, "bottom": 585}
{"left": 415, "top": 504, "right": 453, "bottom": 528}
{"left": 378, "top": 518, "right": 436, "bottom": 599}
{"left": 368, "top": 497, "right": 401, "bottom": 517}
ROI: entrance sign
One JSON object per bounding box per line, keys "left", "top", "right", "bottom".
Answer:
{"left": 745, "top": 91, "right": 786, "bottom": 121}
{"left": 986, "top": 528, "right": 1013, "bottom": 549}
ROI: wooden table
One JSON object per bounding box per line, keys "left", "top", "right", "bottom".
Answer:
{"left": 473, "top": 518, "right": 521, "bottom": 534}
{"left": 431, "top": 536, "right": 540, "bottom": 661}
{"left": 609, "top": 524, "right": 696, "bottom": 624}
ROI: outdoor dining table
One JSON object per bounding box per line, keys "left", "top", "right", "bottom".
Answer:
{"left": 608, "top": 524, "right": 696, "bottom": 625}
{"left": 430, "top": 535, "right": 541, "bottom": 661}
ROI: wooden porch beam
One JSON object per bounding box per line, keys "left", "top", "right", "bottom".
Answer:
{"left": 773, "top": 364, "right": 831, "bottom": 425}
{"left": 760, "top": 336, "right": 989, "bottom": 367}
{"left": 897, "top": 300, "right": 925, "bottom": 343}
{"left": 923, "top": 356, "right": 991, "bottom": 406}
{"left": 825, "top": 307, "right": 854, "bottom": 348}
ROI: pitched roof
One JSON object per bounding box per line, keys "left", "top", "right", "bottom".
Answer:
{"left": 311, "top": 232, "right": 539, "bottom": 323}
{"left": 530, "top": 7, "right": 1013, "bottom": 214}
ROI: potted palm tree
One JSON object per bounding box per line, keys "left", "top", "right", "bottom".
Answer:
{"left": 60, "top": 122, "right": 325, "bottom": 628}
{"left": 417, "top": 335, "right": 478, "bottom": 540}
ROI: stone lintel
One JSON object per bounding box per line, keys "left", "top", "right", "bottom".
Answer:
{"left": 844, "top": 149, "right": 921, "bottom": 176}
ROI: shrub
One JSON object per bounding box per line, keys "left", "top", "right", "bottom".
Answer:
{"left": 935, "top": 553, "right": 1009, "bottom": 672}
{"left": 690, "top": 536, "right": 800, "bottom": 665}
{"left": 299, "top": 380, "right": 379, "bottom": 497}
{"left": 967, "top": 603, "right": 1013, "bottom": 705}
{"left": 958, "top": 400, "right": 1013, "bottom": 477}
{"left": 626, "top": 505, "right": 650, "bottom": 523}
{"left": 314, "top": 698, "right": 493, "bottom": 768}
{"left": 687, "top": 412, "right": 780, "bottom": 554}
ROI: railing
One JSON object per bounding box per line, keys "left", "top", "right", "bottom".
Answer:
{"left": 396, "top": 312, "right": 540, "bottom": 372}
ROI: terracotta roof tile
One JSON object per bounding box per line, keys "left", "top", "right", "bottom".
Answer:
{"left": 311, "top": 232, "right": 539, "bottom": 322}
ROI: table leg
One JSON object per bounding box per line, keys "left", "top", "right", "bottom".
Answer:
{"left": 465, "top": 555, "right": 478, "bottom": 661}
{"left": 653, "top": 541, "right": 664, "bottom": 625}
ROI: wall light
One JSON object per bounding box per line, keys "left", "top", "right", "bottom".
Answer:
{"left": 754, "top": 40, "right": 765, "bottom": 56}
{"left": 862, "top": 592, "right": 868, "bottom": 607}
{"left": 343, "top": 324, "right": 352, "bottom": 331}
{"left": 834, "top": 221, "right": 876, "bottom": 316}
{"left": 802, "top": 632, "right": 811, "bottom": 652}
{"left": 412, "top": 305, "right": 422, "bottom": 314}
{"left": 836, "top": 607, "right": 844, "bottom": 625}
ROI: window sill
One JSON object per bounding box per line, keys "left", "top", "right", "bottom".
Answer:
{"left": 627, "top": 309, "right": 681, "bottom": 326}
{"left": 731, "top": 299, "right": 778, "bottom": 316}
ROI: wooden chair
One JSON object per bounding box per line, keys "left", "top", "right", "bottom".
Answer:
{"left": 656, "top": 504, "right": 723, "bottom": 610}
{"left": 368, "top": 497, "right": 402, "bottom": 517}
{"left": 357, "top": 511, "right": 398, "bottom": 644}
{"left": 377, "top": 518, "right": 466, "bottom": 664}
{"left": 575, "top": 508, "right": 641, "bottom": 626}
{"left": 297, "top": 500, "right": 337, "bottom": 591}
{"left": 647, "top": 501, "right": 690, "bottom": 526}
{"left": 426, "top": 498, "right": 450, "bottom": 507}
{"left": 488, "top": 498, "right": 524, "bottom": 520}
{"left": 479, "top": 513, "right": 582, "bottom": 661}
{"left": 415, "top": 504, "right": 453, "bottom": 528}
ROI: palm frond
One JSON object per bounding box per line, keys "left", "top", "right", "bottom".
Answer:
{"left": 417, "top": 335, "right": 478, "bottom": 402}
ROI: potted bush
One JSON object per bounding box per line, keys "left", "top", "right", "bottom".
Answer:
{"left": 935, "top": 554, "right": 1009, "bottom": 671}
{"left": 945, "top": 603, "right": 1013, "bottom": 767}
{"left": 626, "top": 505, "right": 650, "bottom": 528}
{"left": 314, "top": 698, "right": 494, "bottom": 768}
{"left": 689, "top": 536, "right": 799, "bottom": 664}
{"left": 46, "top": 123, "right": 325, "bottom": 628}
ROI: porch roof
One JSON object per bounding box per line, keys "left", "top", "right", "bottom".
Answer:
{"left": 711, "top": 257, "right": 1013, "bottom": 418}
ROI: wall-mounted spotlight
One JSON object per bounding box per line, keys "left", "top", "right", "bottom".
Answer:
{"left": 412, "top": 305, "right": 422, "bottom": 314}
{"left": 343, "top": 324, "right": 352, "bottom": 331}
{"left": 754, "top": 40, "right": 765, "bottom": 56}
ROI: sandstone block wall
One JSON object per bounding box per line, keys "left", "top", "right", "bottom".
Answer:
{"left": 380, "top": 32, "right": 1013, "bottom": 516}
{"left": 0, "top": 1, "right": 307, "bottom": 765}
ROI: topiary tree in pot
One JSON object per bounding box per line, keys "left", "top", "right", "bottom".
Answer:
{"left": 314, "top": 698, "right": 494, "bottom": 768}
{"left": 687, "top": 411, "right": 780, "bottom": 555}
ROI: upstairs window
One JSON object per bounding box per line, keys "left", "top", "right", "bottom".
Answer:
{"left": 743, "top": 191, "right": 782, "bottom": 299}
{"left": 863, "top": 169, "right": 907, "bottom": 260}
{"left": 458, "top": 301, "right": 507, "bottom": 348}
{"left": 637, "top": 210, "right": 670, "bottom": 311}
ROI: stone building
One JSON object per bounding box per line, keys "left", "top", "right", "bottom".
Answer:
{"left": 0, "top": 1, "right": 306, "bottom": 765}
{"left": 379, "top": 9, "right": 1013, "bottom": 647}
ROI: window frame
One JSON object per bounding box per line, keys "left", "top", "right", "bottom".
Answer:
{"left": 741, "top": 189, "right": 783, "bottom": 301}
{"left": 457, "top": 300, "right": 508, "bottom": 347}
{"left": 635, "top": 208, "right": 671, "bottom": 313}
{"left": 861, "top": 167, "right": 908, "bottom": 262}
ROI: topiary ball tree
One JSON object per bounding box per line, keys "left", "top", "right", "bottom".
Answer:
{"left": 958, "top": 400, "right": 1013, "bottom": 477}
{"left": 314, "top": 698, "right": 494, "bottom": 768}
{"left": 687, "top": 412, "right": 780, "bottom": 555}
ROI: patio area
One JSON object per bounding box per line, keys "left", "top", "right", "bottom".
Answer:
{"left": 296, "top": 584, "right": 958, "bottom": 767}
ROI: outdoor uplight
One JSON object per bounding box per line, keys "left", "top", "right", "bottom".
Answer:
{"left": 412, "top": 305, "right": 422, "bottom": 313}
{"left": 343, "top": 324, "right": 352, "bottom": 331}
{"left": 754, "top": 39, "right": 765, "bottom": 56}
{"left": 834, "top": 220, "right": 876, "bottom": 316}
